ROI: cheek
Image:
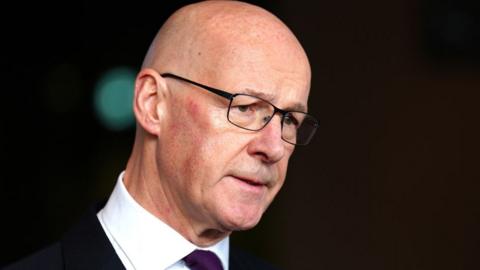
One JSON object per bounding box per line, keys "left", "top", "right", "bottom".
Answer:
{"left": 184, "top": 97, "right": 215, "bottom": 135}
{"left": 169, "top": 97, "right": 207, "bottom": 141}
{"left": 168, "top": 98, "right": 221, "bottom": 178}
{"left": 186, "top": 98, "right": 200, "bottom": 115}
{"left": 279, "top": 156, "right": 291, "bottom": 177}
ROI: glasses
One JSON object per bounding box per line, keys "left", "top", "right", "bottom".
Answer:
{"left": 161, "top": 73, "right": 318, "bottom": 146}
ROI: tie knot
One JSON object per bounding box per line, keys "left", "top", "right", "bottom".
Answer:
{"left": 183, "top": 249, "right": 223, "bottom": 270}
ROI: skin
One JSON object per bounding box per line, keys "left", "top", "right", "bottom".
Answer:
{"left": 123, "top": 1, "right": 311, "bottom": 247}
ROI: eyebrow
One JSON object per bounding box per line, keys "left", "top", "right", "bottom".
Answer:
{"left": 243, "top": 88, "right": 308, "bottom": 113}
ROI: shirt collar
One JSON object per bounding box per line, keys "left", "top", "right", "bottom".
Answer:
{"left": 98, "top": 172, "right": 229, "bottom": 270}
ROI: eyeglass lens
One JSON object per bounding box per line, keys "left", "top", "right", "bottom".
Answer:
{"left": 227, "top": 94, "right": 317, "bottom": 145}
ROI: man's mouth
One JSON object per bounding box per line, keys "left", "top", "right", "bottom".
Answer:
{"left": 230, "top": 175, "right": 269, "bottom": 191}
{"left": 237, "top": 177, "right": 264, "bottom": 187}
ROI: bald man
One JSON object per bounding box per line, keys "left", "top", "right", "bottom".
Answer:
{"left": 5, "top": 1, "right": 317, "bottom": 269}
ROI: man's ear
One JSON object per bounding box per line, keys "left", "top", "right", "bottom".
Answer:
{"left": 133, "top": 68, "right": 168, "bottom": 136}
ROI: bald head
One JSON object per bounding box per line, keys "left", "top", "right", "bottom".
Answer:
{"left": 142, "top": 1, "right": 310, "bottom": 87}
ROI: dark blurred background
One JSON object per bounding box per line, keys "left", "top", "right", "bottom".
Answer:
{"left": 1, "top": 0, "right": 479, "bottom": 269}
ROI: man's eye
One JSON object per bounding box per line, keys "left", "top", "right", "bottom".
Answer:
{"left": 284, "top": 114, "right": 299, "bottom": 126}
{"left": 233, "top": 104, "right": 256, "bottom": 113}
{"left": 237, "top": 105, "right": 250, "bottom": 112}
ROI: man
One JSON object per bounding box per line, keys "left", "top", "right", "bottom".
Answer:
{"left": 5, "top": 1, "right": 317, "bottom": 269}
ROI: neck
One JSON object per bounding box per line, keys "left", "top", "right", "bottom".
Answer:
{"left": 123, "top": 135, "right": 230, "bottom": 247}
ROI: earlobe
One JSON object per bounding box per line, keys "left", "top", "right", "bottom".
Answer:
{"left": 133, "top": 68, "right": 168, "bottom": 136}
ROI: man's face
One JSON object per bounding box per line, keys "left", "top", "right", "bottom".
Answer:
{"left": 155, "top": 41, "right": 311, "bottom": 233}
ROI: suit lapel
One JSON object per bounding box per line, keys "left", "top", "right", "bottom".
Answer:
{"left": 61, "top": 203, "right": 125, "bottom": 270}
{"left": 229, "top": 246, "right": 249, "bottom": 270}
{"left": 229, "top": 246, "right": 279, "bottom": 270}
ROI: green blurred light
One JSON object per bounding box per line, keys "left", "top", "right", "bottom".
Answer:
{"left": 94, "top": 67, "right": 136, "bottom": 131}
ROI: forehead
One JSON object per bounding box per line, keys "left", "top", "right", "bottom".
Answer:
{"left": 203, "top": 44, "right": 312, "bottom": 112}
{"left": 177, "top": 8, "right": 312, "bottom": 111}
{"left": 242, "top": 88, "right": 308, "bottom": 113}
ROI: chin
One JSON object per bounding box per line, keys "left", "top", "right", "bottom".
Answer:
{"left": 234, "top": 221, "right": 260, "bottom": 232}
{"left": 219, "top": 208, "right": 265, "bottom": 232}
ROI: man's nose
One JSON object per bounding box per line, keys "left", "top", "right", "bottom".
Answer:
{"left": 247, "top": 115, "right": 286, "bottom": 163}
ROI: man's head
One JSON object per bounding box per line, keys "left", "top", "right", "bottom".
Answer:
{"left": 124, "top": 1, "right": 312, "bottom": 246}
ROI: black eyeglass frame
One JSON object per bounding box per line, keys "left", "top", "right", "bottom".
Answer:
{"left": 161, "top": 72, "right": 318, "bottom": 145}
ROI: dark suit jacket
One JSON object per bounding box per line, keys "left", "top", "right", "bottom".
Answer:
{"left": 4, "top": 204, "right": 278, "bottom": 270}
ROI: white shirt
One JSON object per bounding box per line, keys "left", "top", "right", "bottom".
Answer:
{"left": 97, "top": 172, "right": 229, "bottom": 270}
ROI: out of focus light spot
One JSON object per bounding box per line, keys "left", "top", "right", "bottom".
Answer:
{"left": 94, "top": 67, "right": 136, "bottom": 131}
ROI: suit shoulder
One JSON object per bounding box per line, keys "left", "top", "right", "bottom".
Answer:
{"left": 230, "top": 246, "right": 280, "bottom": 270}
{"left": 3, "top": 242, "right": 63, "bottom": 270}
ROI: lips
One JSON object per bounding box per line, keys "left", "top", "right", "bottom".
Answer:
{"left": 226, "top": 167, "right": 275, "bottom": 191}
{"left": 228, "top": 173, "right": 273, "bottom": 193}
{"left": 234, "top": 176, "right": 266, "bottom": 187}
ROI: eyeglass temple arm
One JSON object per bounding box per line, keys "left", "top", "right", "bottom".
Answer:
{"left": 161, "top": 73, "right": 233, "bottom": 100}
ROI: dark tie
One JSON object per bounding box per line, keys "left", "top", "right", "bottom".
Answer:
{"left": 183, "top": 249, "right": 224, "bottom": 270}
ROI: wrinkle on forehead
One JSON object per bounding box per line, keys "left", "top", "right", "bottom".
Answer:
{"left": 242, "top": 88, "right": 307, "bottom": 113}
